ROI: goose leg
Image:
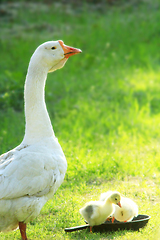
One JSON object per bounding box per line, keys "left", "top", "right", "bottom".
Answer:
{"left": 19, "top": 222, "right": 28, "bottom": 240}
{"left": 111, "top": 217, "right": 115, "bottom": 223}
{"left": 90, "top": 226, "right": 92, "bottom": 233}
{"left": 106, "top": 217, "right": 112, "bottom": 221}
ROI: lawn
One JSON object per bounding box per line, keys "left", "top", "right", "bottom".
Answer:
{"left": 0, "top": 0, "right": 160, "bottom": 239}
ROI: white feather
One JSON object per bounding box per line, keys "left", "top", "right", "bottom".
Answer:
{"left": 0, "top": 40, "right": 82, "bottom": 234}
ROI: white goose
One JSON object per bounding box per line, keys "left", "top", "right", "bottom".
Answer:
{"left": 100, "top": 191, "right": 138, "bottom": 222}
{"left": 0, "top": 40, "right": 82, "bottom": 240}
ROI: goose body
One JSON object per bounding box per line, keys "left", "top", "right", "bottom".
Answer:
{"left": 80, "top": 191, "right": 121, "bottom": 232}
{"left": 100, "top": 191, "right": 138, "bottom": 222}
{"left": 0, "top": 40, "right": 81, "bottom": 239}
{"left": 113, "top": 197, "right": 138, "bottom": 222}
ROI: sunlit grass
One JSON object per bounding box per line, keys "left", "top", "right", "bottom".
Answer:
{"left": 0, "top": 0, "right": 160, "bottom": 239}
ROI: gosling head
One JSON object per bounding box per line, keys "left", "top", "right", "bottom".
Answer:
{"left": 29, "top": 40, "right": 82, "bottom": 73}
{"left": 109, "top": 192, "right": 122, "bottom": 208}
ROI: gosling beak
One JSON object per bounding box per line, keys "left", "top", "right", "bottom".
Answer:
{"left": 58, "top": 40, "right": 82, "bottom": 58}
{"left": 117, "top": 201, "right": 122, "bottom": 208}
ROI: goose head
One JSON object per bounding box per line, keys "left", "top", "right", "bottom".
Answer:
{"left": 29, "top": 40, "right": 82, "bottom": 73}
{"left": 109, "top": 192, "right": 122, "bottom": 208}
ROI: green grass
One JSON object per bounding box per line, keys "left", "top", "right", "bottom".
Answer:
{"left": 0, "top": 0, "right": 160, "bottom": 239}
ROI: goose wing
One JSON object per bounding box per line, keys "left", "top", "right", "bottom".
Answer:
{"left": 0, "top": 145, "right": 66, "bottom": 200}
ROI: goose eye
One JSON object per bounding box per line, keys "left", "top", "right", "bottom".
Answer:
{"left": 51, "top": 46, "right": 56, "bottom": 50}
{"left": 115, "top": 198, "right": 117, "bottom": 201}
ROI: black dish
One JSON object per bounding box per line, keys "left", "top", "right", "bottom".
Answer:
{"left": 65, "top": 214, "right": 150, "bottom": 232}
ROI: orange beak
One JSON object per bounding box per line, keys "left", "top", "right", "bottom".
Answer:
{"left": 117, "top": 202, "right": 122, "bottom": 208}
{"left": 58, "top": 40, "right": 82, "bottom": 58}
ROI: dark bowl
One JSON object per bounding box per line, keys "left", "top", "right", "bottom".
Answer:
{"left": 91, "top": 214, "right": 150, "bottom": 232}
{"left": 65, "top": 214, "right": 150, "bottom": 233}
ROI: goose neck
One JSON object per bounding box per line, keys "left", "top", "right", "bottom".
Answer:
{"left": 22, "top": 67, "right": 55, "bottom": 144}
